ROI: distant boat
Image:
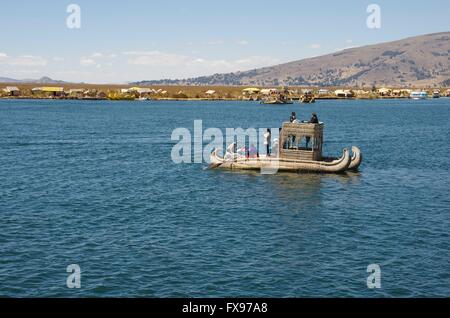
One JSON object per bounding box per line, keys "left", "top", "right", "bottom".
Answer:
{"left": 260, "top": 98, "right": 293, "bottom": 105}
{"left": 410, "top": 91, "right": 428, "bottom": 100}
{"left": 433, "top": 91, "right": 441, "bottom": 98}
{"left": 301, "top": 92, "right": 316, "bottom": 103}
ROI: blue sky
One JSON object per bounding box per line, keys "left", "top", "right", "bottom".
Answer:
{"left": 0, "top": 0, "right": 449, "bottom": 83}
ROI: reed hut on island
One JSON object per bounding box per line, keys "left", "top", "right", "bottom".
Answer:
{"left": 129, "top": 87, "right": 153, "bottom": 96}
{"left": 260, "top": 88, "right": 279, "bottom": 95}
{"left": 204, "top": 90, "right": 217, "bottom": 98}
{"left": 378, "top": 87, "right": 392, "bottom": 97}
{"left": 3, "top": 86, "right": 20, "bottom": 96}
{"left": 32, "top": 87, "right": 64, "bottom": 97}
{"left": 334, "top": 89, "right": 355, "bottom": 98}
{"left": 68, "top": 88, "right": 85, "bottom": 98}
{"left": 242, "top": 87, "right": 261, "bottom": 95}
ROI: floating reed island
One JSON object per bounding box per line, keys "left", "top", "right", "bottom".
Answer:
{"left": 1, "top": 83, "right": 450, "bottom": 101}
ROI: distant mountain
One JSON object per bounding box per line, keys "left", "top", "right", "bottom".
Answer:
{"left": 0, "top": 77, "right": 21, "bottom": 83}
{"left": 132, "top": 32, "right": 450, "bottom": 87}
{"left": 0, "top": 76, "right": 68, "bottom": 84}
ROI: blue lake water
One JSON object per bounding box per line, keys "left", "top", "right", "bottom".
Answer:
{"left": 0, "top": 98, "right": 449, "bottom": 297}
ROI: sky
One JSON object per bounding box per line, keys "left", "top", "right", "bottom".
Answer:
{"left": 0, "top": 0, "right": 449, "bottom": 83}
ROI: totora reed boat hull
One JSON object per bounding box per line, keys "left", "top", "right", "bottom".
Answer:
{"left": 348, "top": 146, "right": 362, "bottom": 171}
{"left": 210, "top": 148, "right": 358, "bottom": 173}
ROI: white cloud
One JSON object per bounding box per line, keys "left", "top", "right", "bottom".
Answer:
{"left": 236, "top": 40, "right": 249, "bottom": 45}
{"left": 346, "top": 39, "right": 353, "bottom": 43}
{"left": 309, "top": 43, "right": 321, "bottom": 49}
{"left": 123, "top": 50, "right": 278, "bottom": 73}
{"left": 0, "top": 54, "right": 47, "bottom": 66}
{"left": 207, "top": 40, "right": 224, "bottom": 45}
{"left": 53, "top": 57, "right": 65, "bottom": 62}
{"left": 120, "top": 50, "right": 280, "bottom": 78}
{"left": 125, "top": 51, "right": 190, "bottom": 66}
{"left": 334, "top": 46, "right": 356, "bottom": 52}
{"left": 6, "top": 69, "right": 40, "bottom": 74}
{"left": 80, "top": 58, "right": 96, "bottom": 66}
{"left": 91, "top": 52, "right": 116, "bottom": 58}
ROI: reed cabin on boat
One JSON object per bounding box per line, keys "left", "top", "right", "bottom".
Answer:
{"left": 280, "top": 122, "right": 324, "bottom": 161}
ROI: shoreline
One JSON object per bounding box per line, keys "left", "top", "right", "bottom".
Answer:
{"left": 1, "top": 83, "right": 449, "bottom": 101}
{"left": 0, "top": 96, "right": 445, "bottom": 101}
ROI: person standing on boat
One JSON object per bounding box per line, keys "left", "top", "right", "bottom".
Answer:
{"left": 289, "top": 112, "right": 297, "bottom": 148}
{"left": 263, "top": 129, "right": 271, "bottom": 156}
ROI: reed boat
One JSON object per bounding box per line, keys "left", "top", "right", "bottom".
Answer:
{"left": 301, "top": 92, "right": 316, "bottom": 103}
{"left": 260, "top": 98, "right": 293, "bottom": 105}
{"left": 210, "top": 122, "right": 362, "bottom": 173}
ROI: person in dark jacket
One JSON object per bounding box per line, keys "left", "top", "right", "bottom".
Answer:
{"left": 309, "top": 112, "right": 319, "bottom": 124}
{"left": 289, "top": 112, "right": 298, "bottom": 147}
{"left": 290, "top": 112, "right": 297, "bottom": 123}
{"left": 305, "top": 113, "right": 319, "bottom": 149}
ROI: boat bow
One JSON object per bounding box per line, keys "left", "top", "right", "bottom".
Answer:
{"left": 348, "top": 146, "right": 362, "bottom": 171}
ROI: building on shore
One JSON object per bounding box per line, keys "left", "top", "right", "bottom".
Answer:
{"left": 3, "top": 86, "right": 20, "bottom": 96}
{"left": 392, "top": 89, "right": 412, "bottom": 97}
{"left": 31, "top": 87, "right": 64, "bottom": 97}
{"left": 260, "top": 88, "right": 279, "bottom": 95}
{"left": 129, "top": 87, "right": 154, "bottom": 96}
{"left": 242, "top": 87, "right": 261, "bottom": 100}
{"left": 96, "top": 91, "right": 108, "bottom": 99}
{"left": 334, "top": 89, "right": 355, "bottom": 98}
{"left": 205, "top": 90, "right": 217, "bottom": 97}
{"left": 317, "top": 89, "right": 329, "bottom": 96}
{"left": 68, "top": 88, "right": 85, "bottom": 98}
{"left": 353, "top": 89, "right": 371, "bottom": 97}
{"left": 242, "top": 87, "right": 261, "bottom": 94}
{"left": 378, "top": 87, "right": 392, "bottom": 97}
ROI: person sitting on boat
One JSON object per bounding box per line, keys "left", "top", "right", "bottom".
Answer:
{"left": 305, "top": 113, "right": 319, "bottom": 149}
{"left": 290, "top": 112, "right": 297, "bottom": 123}
{"left": 309, "top": 112, "right": 319, "bottom": 124}
{"left": 263, "top": 129, "right": 271, "bottom": 156}
{"left": 249, "top": 144, "right": 258, "bottom": 158}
